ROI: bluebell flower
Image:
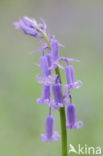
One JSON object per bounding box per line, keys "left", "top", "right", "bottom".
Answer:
{"left": 66, "top": 103, "right": 83, "bottom": 129}
{"left": 51, "top": 38, "right": 59, "bottom": 62}
{"left": 49, "top": 38, "right": 62, "bottom": 70}
{"left": 50, "top": 77, "right": 65, "bottom": 109}
{"left": 13, "top": 16, "right": 47, "bottom": 38}
{"left": 64, "top": 65, "right": 82, "bottom": 90}
{"left": 41, "top": 115, "right": 60, "bottom": 142}
{"left": 37, "top": 85, "right": 51, "bottom": 104}
{"left": 36, "top": 55, "right": 55, "bottom": 85}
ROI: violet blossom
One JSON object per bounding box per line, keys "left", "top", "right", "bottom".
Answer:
{"left": 37, "top": 85, "right": 51, "bottom": 104}
{"left": 50, "top": 77, "right": 65, "bottom": 109}
{"left": 64, "top": 64, "right": 82, "bottom": 90}
{"left": 41, "top": 115, "right": 60, "bottom": 142}
{"left": 36, "top": 55, "right": 55, "bottom": 85}
{"left": 66, "top": 103, "right": 83, "bottom": 129}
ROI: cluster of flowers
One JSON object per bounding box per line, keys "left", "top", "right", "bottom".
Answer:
{"left": 14, "top": 16, "right": 83, "bottom": 142}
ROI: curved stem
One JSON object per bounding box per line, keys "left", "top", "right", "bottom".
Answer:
{"left": 36, "top": 27, "right": 51, "bottom": 48}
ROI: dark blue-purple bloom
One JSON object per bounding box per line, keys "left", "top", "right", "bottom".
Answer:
{"left": 66, "top": 104, "right": 83, "bottom": 129}
{"left": 41, "top": 115, "right": 60, "bottom": 142}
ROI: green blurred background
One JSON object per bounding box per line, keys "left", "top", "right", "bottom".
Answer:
{"left": 0, "top": 0, "right": 103, "bottom": 156}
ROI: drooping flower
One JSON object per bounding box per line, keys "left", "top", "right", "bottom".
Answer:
{"left": 13, "top": 16, "right": 47, "bottom": 38}
{"left": 41, "top": 115, "right": 60, "bottom": 142}
{"left": 36, "top": 55, "right": 55, "bottom": 85}
{"left": 50, "top": 77, "right": 64, "bottom": 109}
{"left": 51, "top": 38, "right": 59, "bottom": 62}
{"left": 48, "top": 38, "right": 60, "bottom": 70}
{"left": 64, "top": 65, "right": 82, "bottom": 90}
{"left": 45, "top": 53, "right": 52, "bottom": 75}
{"left": 40, "top": 55, "right": 50, "bottom": 78}
{"left": 66, "top": 103, "right": 83, "bottom": 129}
{"left": 37, "top": 85, "right": 51, "bottom": 104}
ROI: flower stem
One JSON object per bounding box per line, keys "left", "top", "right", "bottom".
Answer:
{"left": 36, "top": 27, "right": 51, "bottom": 48}
{"left": 59, "top": 107, "right": 67, "bottom": 156}
{"left": 55, "top": 67, "right": 68, "bottom": 156}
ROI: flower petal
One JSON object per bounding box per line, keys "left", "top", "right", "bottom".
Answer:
{"left": 37, "top": 98, "right": 50, "bottom": 104}
{"left": 31, "top": 44, "right": 49, "bottom": 54}
{"left": 41, "top": 131, "right": 60, "bottom": 142}
{"left": 63, "top": 80, "right": 83, "bottom": 90}
{"left": 36, "top": 74, "right": 55, "bottom": 85}
{"left": 50, "top": 100, "right": 64, "bottom": 110}
{"left": 58, "top": 57, "right": 80, "bottom": 63}
{"left": 74, "top": 121, "right": 84, "bottom": 129}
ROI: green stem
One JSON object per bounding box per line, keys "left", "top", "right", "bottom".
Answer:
{"left": 36, "top": 27, "right": 51, "bottom": 48}
{"left": 40, "top": 30, "right": 68, "bottom": 156}
{"left": 59, "top": 107, "right": 67, "bottom": 156}
{"left": 55, "top": 67, "right": 67, "bottom": 156}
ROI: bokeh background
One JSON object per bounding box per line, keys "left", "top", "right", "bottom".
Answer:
{"left": 0, "top": 0, "right": 103, "bottom": 156}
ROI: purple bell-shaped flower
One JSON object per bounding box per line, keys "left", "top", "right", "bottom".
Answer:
{"left": 45, "top": 53, "right": 52, "bottom": 75}
{"left": 50, "top": 77, "right": 64, "bottom": 109}
{"left": 41, "top": 115, "right": 60, "bottom": 142}
{"left": 49, "top": 38, "right": 60, "bottom": 70}
{"left": 64, "top": 65, "right": 82, "bottom": 90}
{"left": 37, "top": 85, "right": 51, "bottom": 104}
{"left": 36, "top": 55, "right": 55, "bottom": 85}
{"left": 51, "top": 39, "right": 59, "bottom": 62}
{"left": 66, "top": 103, "right": 83, "bottom": 129}
{"left": 40, "top": 55, "right": 50, "bottom": 78}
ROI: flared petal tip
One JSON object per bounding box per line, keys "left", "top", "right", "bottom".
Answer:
{"left": 49, "top": 61, "right": 64, "bottom": 70}
{"left": 36, "top": 74, "right": 55, "bottom": 85}
{"left": 41, "top": 131, "right": 60, "bottom": 142}
{"left": 74, "top": 121, "right": 84, "bottom": 129}
{"left": 66, "top": 121, "right": 83, "bottom": 129}
{"left": 50, "top": 101, "right": 64, "bottom": 110}
{"left": 64, "top": 80, "right": 83, "bottom": 90}
{"left": 37, "top": 98, "right": 50, "bottom": 104}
